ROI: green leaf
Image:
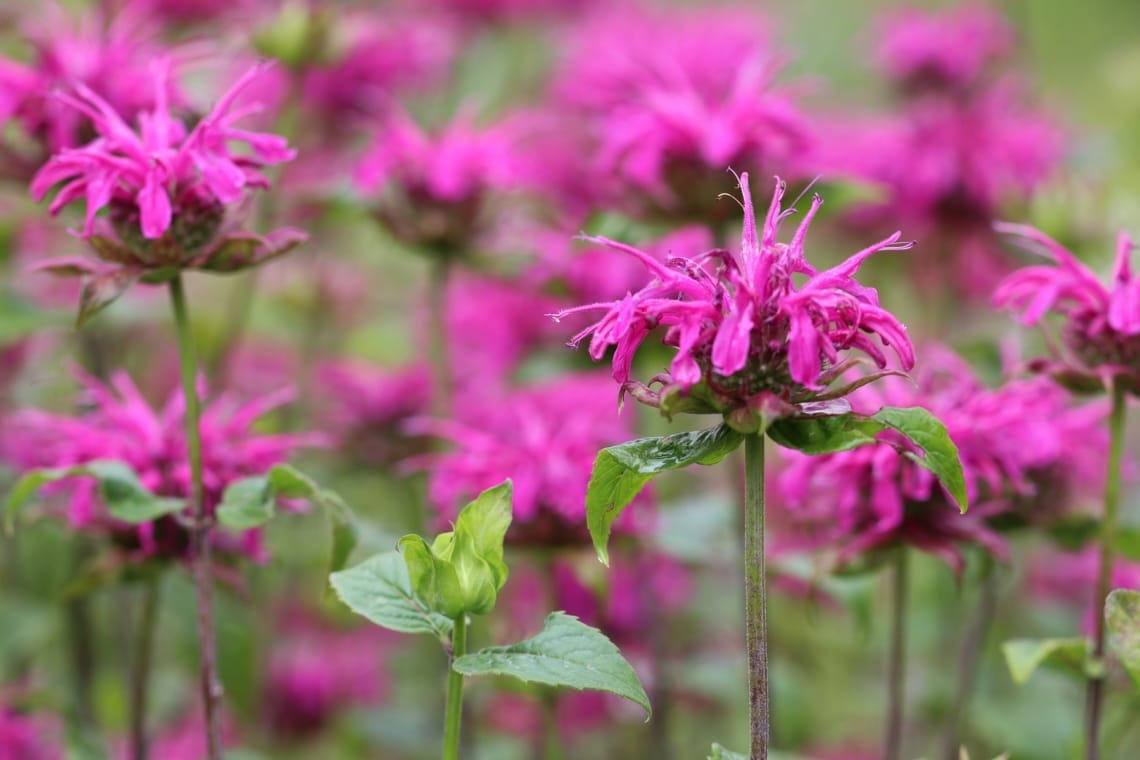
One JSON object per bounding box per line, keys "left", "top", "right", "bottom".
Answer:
{"left": 6, "top": 460, "right": 184, "bottom": 531}
{"left": 329, "top": 552, "right": 453, "bottom": 640}
{"left": 708, "top": 744, "right": 747, "bottom": 760}
{"left": 1106, "top": 589, "right": 1140, "bottom": 689}
{"left": 399, "top": 534, "right": 467, "bottom": 619}
{"left": 1116, "top": 526, "right": 1140, "bottom": 562}
{"left": 216, "top": 477, "right": 275, "bottom": 530}
{"left": 1001, "top": 637, "right": 1094, "bottom": 684}
{"left": 872, "top": 406, "right": 969, "bottom": 513}
{"left": 1046, "top": 515, "right": 1101, "bottom": 551}
{"left": 767, "top": 413, "right": 881, "bottom": 454}
{"left": 452, "top": 611, "right": 651, "bottom": 717}
{"left": 586, "top": 424, "right": 742, "bottom": 565}
{"left": 264, "top": 464, "right": 358, "bottom": 573}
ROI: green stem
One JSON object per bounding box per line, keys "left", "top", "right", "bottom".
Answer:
{"left": 541, "top": 692, "right": 563, "bottom": 760}
{"left": 428, "top": 258, "right": 453, "bottom": 420}
{"left": 941, "top": 556, "right": 998, "bottom": 760}
{"left": 743, "top": 434, "right": 768, "bottom": 760}
{"left": 1085, "top": 382, "right": 1127, "bottom": 760}
{"left": 169, "top": 275, "right": 224, "bottom": 760}
{"left": 443, "top": 615, "right": 468, "bottom": 760}
{"left": 128, "top": 573, "right": 162, "bottom": 760}
{"left": 885, "top": 548, "right": 909, "bottom": 760}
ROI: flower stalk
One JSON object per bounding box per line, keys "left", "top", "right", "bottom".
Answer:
{"left": 169, "top": 274, "right": 224, "bottom": 760}
{"left": 1085, "top": 381, "right": 1127, "bottom": 760}
{"left": 885, "top": 548, "right": 909, "bottom": 760}
{"left": 128, "top": 572, "right": 162, "bottom": 760}
{"left": 443, "top": 614, "right": 468, "bottom": 760}
{"left": 744, "top": 433, "right": 769, "bottom": 759}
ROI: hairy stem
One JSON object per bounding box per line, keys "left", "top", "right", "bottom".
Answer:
{"left": 1085, "top": 382, "right": 1127, "bottom": 760}
{"left": 885, "top": 548, "right": 909, "bottom": 760}
{"left": 128, "top": 573, "right": 161, "bottom": 760}
{"left": 941, "top": 556, "right": 998, "bottom": 760}
{"left": 443, "top": 614, "right": 468, "bottom": 760}
{"left": 169, "top": 275, "right": 223, "bottom": 760}
{"left": 744, "top": 434, "right": 769, "bottom": 760}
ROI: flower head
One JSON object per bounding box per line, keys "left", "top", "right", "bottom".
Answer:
{"left": 556, "top": 8, "right": 813, "bottom": 223}
{"left": 776, "top": 347, "right": 1102, "bottom": 573}
{"left": 557, "top": 173, "right": 914, "bottom": 428}
{"left": 355, "top": 108, "right": 521, "bottom": 255}
{"left": 876, "top": 5, "right": 1014, "bottom": 94}
{"left": 2, "top": 370, "right": 321, "bottom": 562}
{"left": 407, "top": 372, "right": 653, "bottom": 546}
{"left": 0, "top": 707, "right": 60, "bottom": 760}
{"left": 994, "top": 225, "right": 1140, "bottom": 393}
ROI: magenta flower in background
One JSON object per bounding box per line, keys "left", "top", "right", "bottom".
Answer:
{"left": 557, "top": 173, "right": 914, "bottom": 428}
{"left": 555, "top": 7, "right": 814, "bottom": 224}
{"left": 776, "top": 346, "right": 1102, "bottom": 573}
{"left": 1029, "top": 548, "right": 1140, "bottom": 633}
{"left": 263, "top": 607, "right": 392, "bottom": 739}
{"left": 0, "top": 707, "right": 60, "bottom": 760}
{"left": 407, "top": 372, "right": 653, "bottom": 546}
{"left": 876, "top": 4, "right": 1014, "bottom": 94}
{"left": 994, "top": 226, "right": 1140, "bottom": 393}
{"left": 29, "top": 59, "right": 304, "bottom": 288}
{"left": 116, "top": 713, "right": 237, "bottom": 760}
{"left": 2, "top": 370, "right": 321, "bottom": 562}
{"left": 316, "top": 360, "right": 432, "bottom": 466}
{"left": 356, "top": 108, "right": 522, "bottom": 255}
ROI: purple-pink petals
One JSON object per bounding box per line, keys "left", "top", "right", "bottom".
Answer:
{"left": 2, "top": 370, "right": 322, "bottom": 562}
{"left": 557, "top": 173, "right": 915, "bottom": 428}
{"left": 995, "top": 225, "right": 1140, "bottom": 393}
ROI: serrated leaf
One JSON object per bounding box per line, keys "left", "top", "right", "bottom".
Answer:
{"left": 452, "top": 612, "right": 650, "bottom": 717}
{"left": 873, "top": 406, "right": 969, "bottom": 513}
{"left": 767, "top": 412, "right": 881, "bottom": 454}
{"left": 264, "top": 464, "right": 358, "bottom": 573}
{"left": 1002, "top": 637, "right": 1093, "bottom": 684}
{"left": 5, "top": 460, "right": 184, "bottom": 531}
{"left": 329, "top": 552, "right": 453, "bottom": 640}
{"left": 216, "top": 477, "right": 275, "bottom": 530}
{"left": 1106, "top": 589, "right": 1140, "bottom": 689}
{"left": 586, "top": 424, "right": 742, "bottom": 565}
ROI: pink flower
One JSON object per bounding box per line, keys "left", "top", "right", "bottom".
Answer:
{"left": 32, "top": 61, "right": 293, "bottom": 243}
{"left": 555, "top": 7, "right": 813, "bottom": 222}
{"left": 355, "top": 108, "right": 522, "bottom": 254}
{"left": 263, "top": 607, "right": 392, "bottom": 739}
{"left": 876, "top": 5, "right": 1014, "bottom": 93}
{"left": 557, "top": 173, "right": 914, "bottom": 424}
{"left": 315, "top": 360, "right": 432, "bottom": 466}
{"left": 994, "top": 225, "right": 1140, "bottom": 392}
{"left": 1029, "top": 549, "right": 1140, "bottom": 633}
{"left": 2, "top": 370, "right": 321, "bottom": 562}
{"left": 776, "top": 347, "right": 1103, "bottom": 573}
{"left": 0, "top": 707, "right": 60, "bottom": 760}
{"left": 407, "top": 372, "right": 653, "bottom": 545}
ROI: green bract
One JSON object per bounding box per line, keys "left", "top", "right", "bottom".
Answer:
{"left": 399, "top": 480, "right": 512, "bottom": 619}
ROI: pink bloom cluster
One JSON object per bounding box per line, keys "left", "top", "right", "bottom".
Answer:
{"left": 32, "top": 61, "right": 293, "bottom": 247}
{"left": 2, "top": 371, "right": 320, "bottom": 561}
{"left": 995, "top": 225, "right": 1140, "bottom": 393}
{"left": 556, "top": 7, "right": 812, "bottom": 222}
{"left": 356, "top": 109, "right": 522, "bottom": 254}
{"left": 0, "top": 707, "right": 60, "bottom": 760}
{"left": 263, "top": 608, "right": 391, "bottom": 739}
{"left": 875, "top": 4, "right": 1014, "bottom": 93}
{"left": 559, "top": 173, "right": 914, "bottom": 424}
{"left": 777, "top": 347, "right": 1104, "bottom": 572}
{"left": 408, "top": 372, "right": 652, "bottom": 545}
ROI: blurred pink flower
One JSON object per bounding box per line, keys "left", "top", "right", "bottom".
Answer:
{"left": 407, "top": 372, "right": 653, "bottom": 545}
{"left": 995, "top": 226, "right": 1140, "bottom": 393}
{"left": 557, "top": 173, "right": 914, "bottom": 423}
{"left": 777, "top": 347, "right": 1102, "bottom": 573}
{"left": 263, "top": 608, "right": 391, "bottom": 739}
{"left": 356, "top": 108, "right": 522, "bottom": 254}
{"left": 0, "top": 707, "right": 60, "bottom": 760}
{"left": 0, "top": 4, "right": 176, "bottom": 162}
{"left": 876, "top": 5, "right": 1014, "bottom": 93}
{"left": 555, "top": 7, "right": 813, "bottom": 222}
{"left": 315, "top": 360, "right": 432, "bottom": 466}
{"left": 2, "top": 370, "right": 321, "bottom": 562}
{"left": 1029, "top": 549, "right": 1140, "bottom": 633}
{"left": 118, "top": 713, "right": 236, "bottom": 760}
